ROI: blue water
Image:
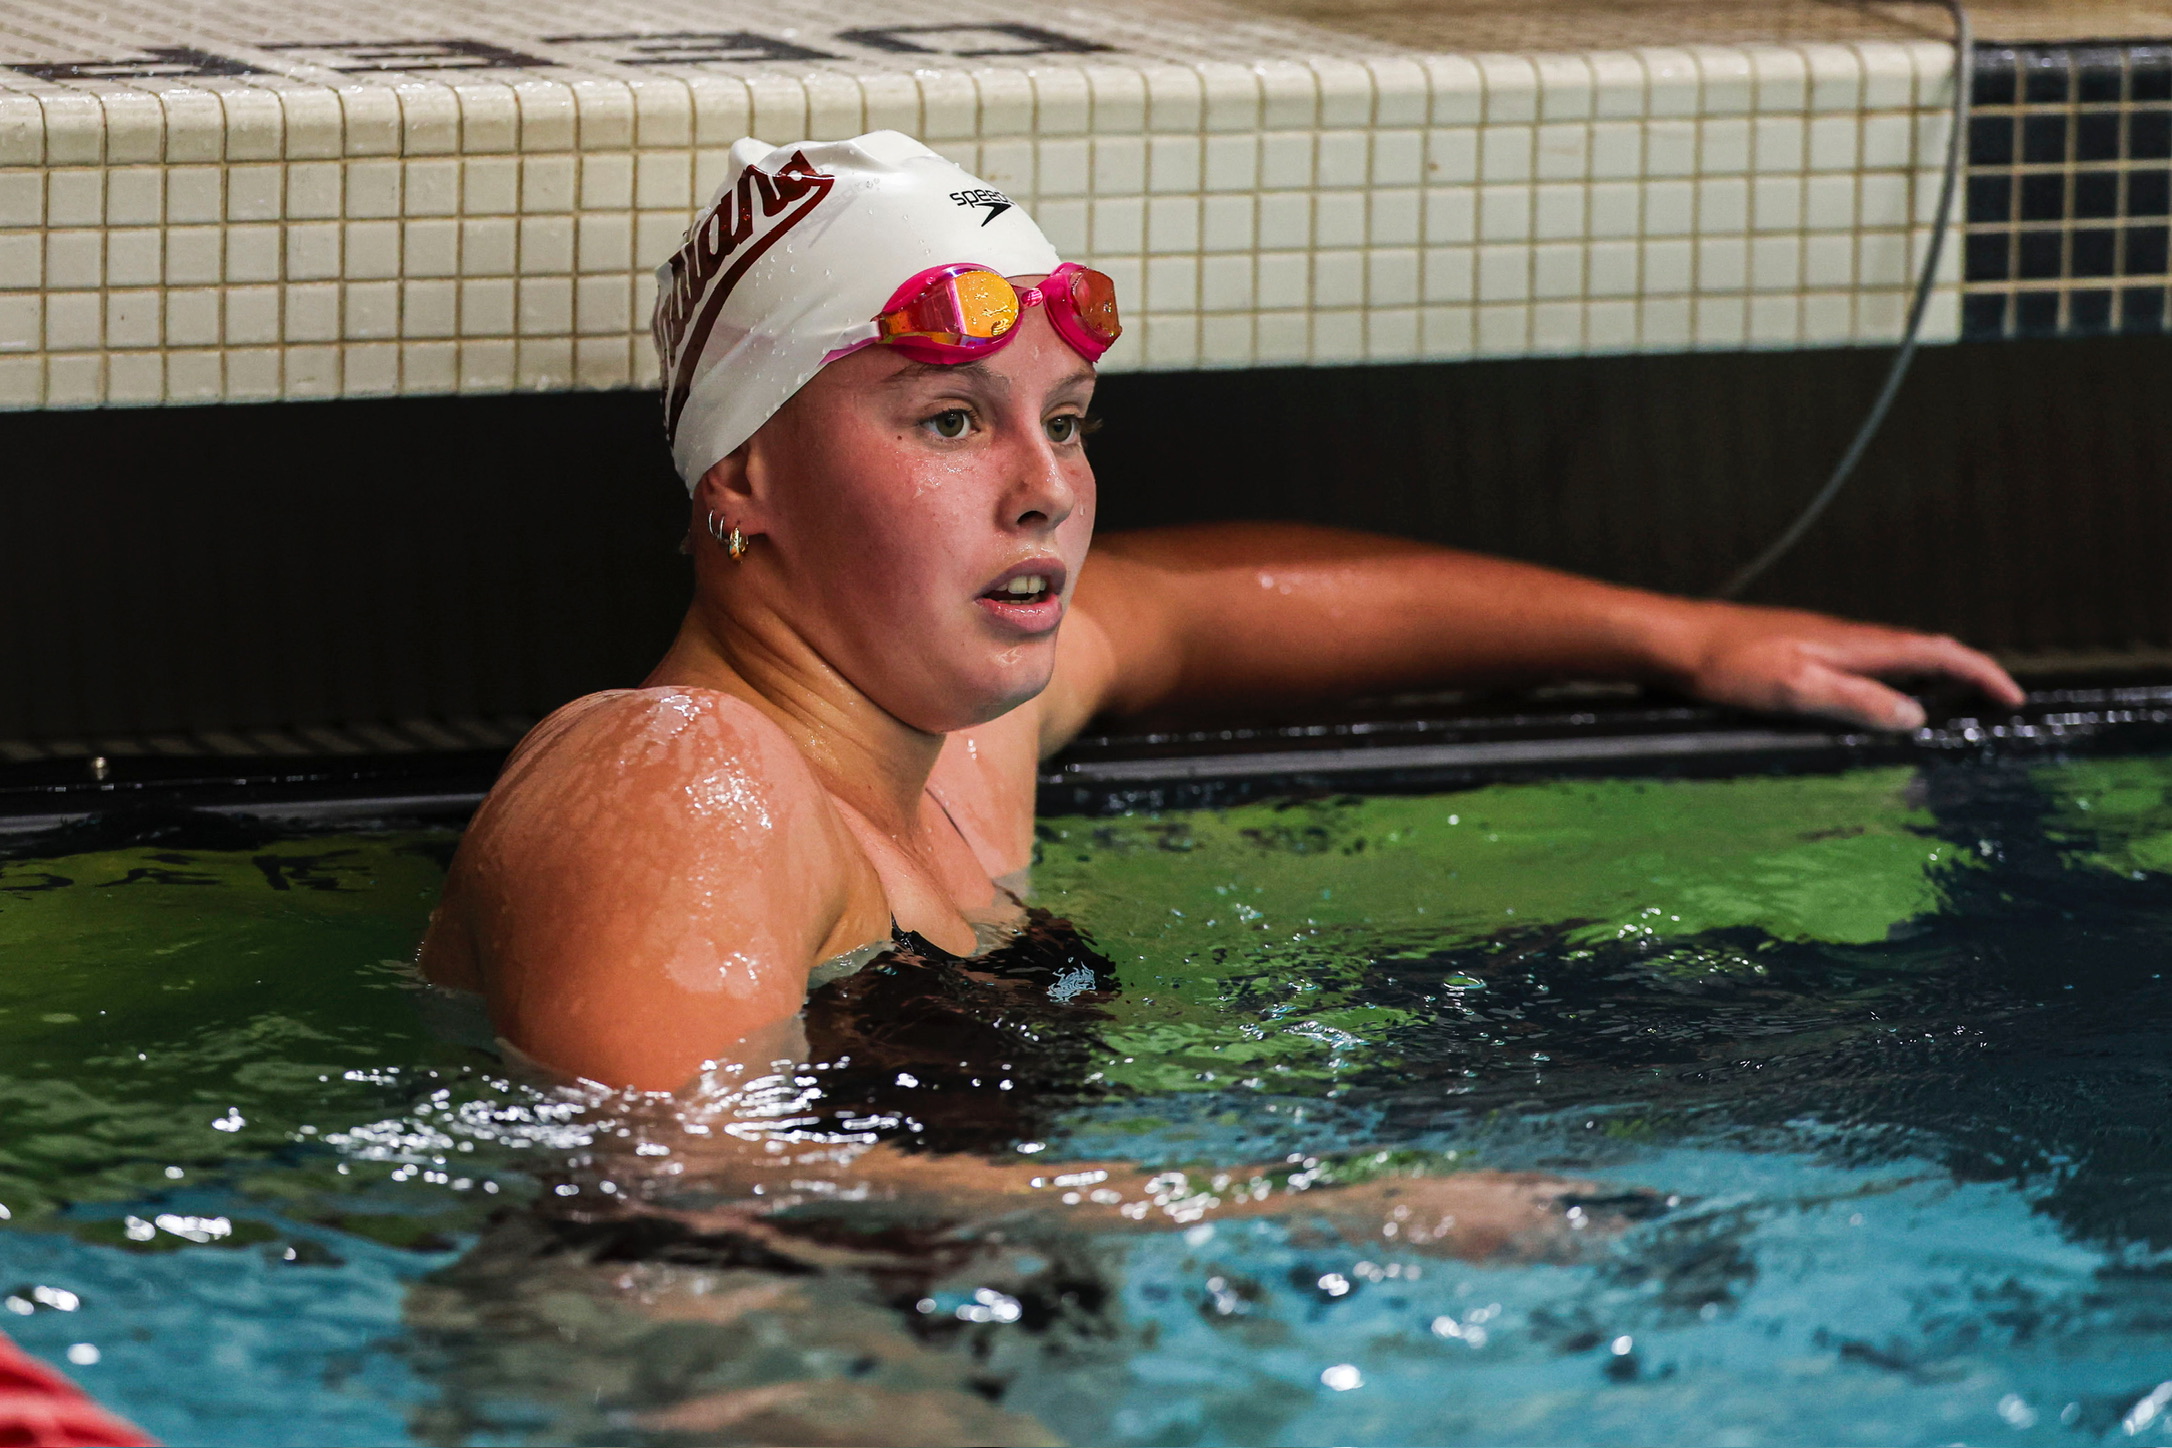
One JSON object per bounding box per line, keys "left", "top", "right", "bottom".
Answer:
{"left": 7, "top": 752, "right": 2172, "bottom": 1445}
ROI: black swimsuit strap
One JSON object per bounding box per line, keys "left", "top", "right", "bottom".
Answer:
{"left": 888, "top": 785, "right": 1024, "bottom": 964}
{"left": 890, "top": 919, "right": 968, "bottom": 965}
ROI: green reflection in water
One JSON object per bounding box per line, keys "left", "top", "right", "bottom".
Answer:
{"left": 1034, "top": 767, "right": 1952, "bottom": 1095}
{"left": 2035, "top": 753, "right": 2172, "bottom": 878}
{"left": 0, "top": 832, "right": 494, "bottom": 1234}
{"left": 0, "top": 766, "right": 1988, "bottom": 1220}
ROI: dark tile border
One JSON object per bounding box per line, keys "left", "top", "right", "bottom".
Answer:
{"left": 1964, "top": 41, "right": 2172, "bottom": 339}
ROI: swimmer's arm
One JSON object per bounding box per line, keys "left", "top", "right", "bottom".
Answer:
{"left": 432, "top": 694, "right": 887, "bottom": 1092}
{"left": 1050, "top": 522, "right": 2021, "bottom": 744}
{"left": 612, "top": 1134, "right": 1628, "bottom": 1262}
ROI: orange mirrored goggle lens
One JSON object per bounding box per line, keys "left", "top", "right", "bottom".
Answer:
{"left": 1059, "top": 267, "right": 1121, "bottom": 345}
{"left": 878, "top": 268, "right": 1021, "bottom": 345}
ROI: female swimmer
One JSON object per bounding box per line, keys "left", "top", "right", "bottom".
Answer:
{"left": 419, "top": 131, "right": 2021, "bottom": 1095}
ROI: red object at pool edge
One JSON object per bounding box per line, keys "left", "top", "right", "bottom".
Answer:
{"left": 0, "top": 1331, "right": 154, "bottom": 1447}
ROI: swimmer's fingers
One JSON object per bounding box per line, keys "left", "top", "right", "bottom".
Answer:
{"left": 1801, "top": 629, "right": 2025, "bottom": 711}
{"left": 1776, "top": 631, "right": 2025, "bottom": 731}
{"left": 1684, "top": 612, "right": 2024, "bottom": 731}
{"left": 1783, "top": 660, "right": 1933, "bottom": 732}
{"left": 1685, "top": 638, "right": 1918, "bottom": 730}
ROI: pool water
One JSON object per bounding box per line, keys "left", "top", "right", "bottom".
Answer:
{"left": 7, "top": 754, "right": 2172, "bottom": 1445}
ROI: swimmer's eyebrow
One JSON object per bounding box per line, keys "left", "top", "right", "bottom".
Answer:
{"left": 882, "top": 358, "right": 1001, "bottom": 390}
{"left": 880, "top": 359, "right": 1097, "bottom": 396}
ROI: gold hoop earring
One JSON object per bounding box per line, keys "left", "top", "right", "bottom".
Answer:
{"left": 705, "top": 510, "right": 749, "bottom": 560}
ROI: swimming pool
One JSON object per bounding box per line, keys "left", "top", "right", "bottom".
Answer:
{"left": 7, "top": 747, "right": 2172, "bottom": 1446}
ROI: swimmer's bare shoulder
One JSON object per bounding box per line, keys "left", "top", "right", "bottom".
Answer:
{"left": 420, "top": 687, "right": 890, "bottom": 1089}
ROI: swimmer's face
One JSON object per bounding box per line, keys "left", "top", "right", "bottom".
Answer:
{"left": 711, "top": 288, "right": 1097, "bottom": 733}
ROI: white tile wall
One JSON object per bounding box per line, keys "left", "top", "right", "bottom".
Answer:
{"left": 0, "top": 0, "right": 1963, "bottom": 407}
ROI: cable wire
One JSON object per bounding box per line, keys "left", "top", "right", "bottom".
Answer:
{"left": 1716, "top": 0, "right": 1975, "bottom": 600}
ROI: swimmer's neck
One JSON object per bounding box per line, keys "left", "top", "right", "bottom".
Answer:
{"left": 646, "top": 599, "right": 945, "bottom": 835}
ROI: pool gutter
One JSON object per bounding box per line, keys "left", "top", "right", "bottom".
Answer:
{"left": 1039, "top": 681, "right": 2172, "bottom": 813}
{"left": 6, "top": 679, "right": 2172, "bottom": 847}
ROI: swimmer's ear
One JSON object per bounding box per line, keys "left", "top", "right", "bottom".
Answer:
{"left": 693, "top": 451, "right": 743, "bottom": 509}
{"left": 693, "top": 445, "right": 762, "bottom": 510}
{"left": 690, "top": 447, "right": 758, "bottom": 544}
{"left": 695, "top": 437, "right": 785, "bottom": 550}
{"left": 695, "top": 442, "right": 773, "bottom": 560}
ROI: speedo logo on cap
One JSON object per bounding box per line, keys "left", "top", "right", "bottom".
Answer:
{"left": 657, "top": 152, "right": 835, "bottom": 443}
{"left": 950, "top": 187, "right": 1012, "bottom": 225}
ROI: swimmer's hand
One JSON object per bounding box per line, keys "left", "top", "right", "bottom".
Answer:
{"left": 1663, "top": 603, "right": 2025, "bottom": 733}
{"left": 1056, "top": 525, "right": 2023, "bottom": 745}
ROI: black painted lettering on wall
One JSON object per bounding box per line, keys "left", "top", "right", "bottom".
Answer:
{"left": 260, "top": 38, "right": 554, "bottom": 72}
{"left": 96, "top": 865, "right": 218, "bottom": 887}
{"left": 250, "top": 851, "right": 363, "bottom": 891}
{"left": 5, "top": 22, "right": 1115, "bottom": 86}
{"left": 832, "top": 22, "right": 1113, "bottom": 57}
{"left": 546, "top": 30, "right": 841, "bottom": 65}
{"left": 8, "top": 45, "right": 268, "bottom": 81}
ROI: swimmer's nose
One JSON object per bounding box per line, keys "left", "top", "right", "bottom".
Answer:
{"left": 1002, "top": 427, "right": 1079, "bottom": 534}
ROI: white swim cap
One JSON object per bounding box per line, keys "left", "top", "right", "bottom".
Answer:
{"left": 654, "top": 130, "right": 1064, "bottom": 489}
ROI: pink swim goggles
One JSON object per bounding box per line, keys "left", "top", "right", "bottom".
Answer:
{"left": 830, "top": 261, "right": 1122, "bottom": 366}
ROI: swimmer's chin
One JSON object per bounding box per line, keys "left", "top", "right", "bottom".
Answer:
{"left": 883, "top": 645, "right": 1059, "bottom": 733}
{"left": 955, "top": 659, "right": 1059, "bottom": 729}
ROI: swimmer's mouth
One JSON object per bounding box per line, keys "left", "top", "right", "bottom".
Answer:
{"left": 976, "top": 562, "right": 1067, "bottom": 630}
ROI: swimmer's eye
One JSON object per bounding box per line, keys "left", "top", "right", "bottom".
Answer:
{"left": 1046, "top": 413, "right": 1100, "bottom": 445}
{"left": 925, "top": 408, "right": 973, "bottom": 440}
